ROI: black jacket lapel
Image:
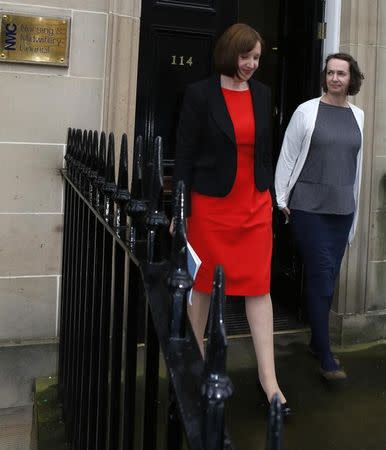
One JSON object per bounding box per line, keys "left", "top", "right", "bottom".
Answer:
{"left": 248, "top": 79, "right": 264, "bottom": 144}
{"left": 208, "top": 75, "right": 236, "bottom": 144}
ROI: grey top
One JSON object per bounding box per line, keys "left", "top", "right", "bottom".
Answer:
{"left": 289, "top": 101, "right": 361, "bottom": 214}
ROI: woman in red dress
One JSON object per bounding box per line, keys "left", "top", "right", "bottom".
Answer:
{"left": 173, "top": 23, "right": 289, "bottom": 414}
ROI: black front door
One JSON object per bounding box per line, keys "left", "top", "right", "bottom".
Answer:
{"left": 135, "top": 0, "right": 238, "bottom": 177}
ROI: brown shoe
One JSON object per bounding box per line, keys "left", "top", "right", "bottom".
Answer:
{"left": 320, "top": 366, "right": 347, "bottom": 381}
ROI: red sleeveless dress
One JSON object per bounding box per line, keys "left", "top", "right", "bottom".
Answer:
{"left": 187, "top": 87, "right": 272, "bottom": 296}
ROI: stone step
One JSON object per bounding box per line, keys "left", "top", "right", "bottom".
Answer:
{"left": 0, "top": 340, "right": 57, "bottom": 409}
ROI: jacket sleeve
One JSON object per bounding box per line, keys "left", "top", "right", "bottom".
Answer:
{"left": 173, "top": 84, "right": 203, "bottom": 217}
{"left": 264, "top": 87, "right": 274, "bottom": 174}
{"left": 348, "top": 107, "right": 365, "bottom": 244}
{"left": 274, "top": 108, "right": 305, "bottom": 209}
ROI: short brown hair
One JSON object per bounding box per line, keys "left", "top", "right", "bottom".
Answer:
{"left": 322, "top": 53, "right": 364, "bottom": 96}
{"left": 213, "top": 23, "right": 263, "bottom": 77}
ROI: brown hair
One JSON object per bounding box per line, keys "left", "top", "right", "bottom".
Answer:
{"left": 213, "top": 23, "right": 263, "bottom": 77}
{"left": 321, "top": 53, "right": 364, "bottom": 96}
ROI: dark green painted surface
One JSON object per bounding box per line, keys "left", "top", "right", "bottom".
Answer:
{"left": 36, "top": 333, "right": 386, "bottom": 450}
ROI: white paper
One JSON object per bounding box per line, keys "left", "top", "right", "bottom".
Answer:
{"left": 187, "top": 241, "right": 201, "bottom": 305}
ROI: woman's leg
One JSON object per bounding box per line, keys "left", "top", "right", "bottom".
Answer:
{"left": 245, "top": 294, "right": 286, "bottom": 404}
{"left": 291, "top": 211, "right": 336, "bottom": 369}
{"left": 187, "top": 289, "right": 211, "bottom": 357}
{"left": 292, "top": 211, "right": 352, "bottom": 372}
{"left": 305, "top": 277, "right": 336, "bottom": 370}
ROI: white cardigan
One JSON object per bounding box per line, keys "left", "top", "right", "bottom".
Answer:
{"left": 274, "top": 97, "right": 364, "bottom": 244}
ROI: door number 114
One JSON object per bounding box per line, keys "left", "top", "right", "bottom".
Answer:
{"left": 171, "top": 55, "right": 193, "bottom": 66}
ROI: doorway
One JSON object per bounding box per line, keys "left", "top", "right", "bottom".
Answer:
{"left": 135, "top": 0, "right": 326, "bottom": 333}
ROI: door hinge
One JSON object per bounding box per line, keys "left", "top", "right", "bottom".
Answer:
{"left": 317, "top": 22, "right": 327, "bottom": 40}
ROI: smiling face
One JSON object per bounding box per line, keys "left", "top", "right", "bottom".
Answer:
{"left": 325, "top": 58, "right": 351, "bottom": 97}
{"left": 236, "top": 41, "right": 261, "bottom": 81}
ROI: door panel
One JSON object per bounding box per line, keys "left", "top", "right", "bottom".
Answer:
{"left": 135, "top": 0, "right": 238, "bottom": 172}
{"left": 272, "top": 0, "right": 326, "bottom": 321}
{"left": 151, "top": 27, "right": 213, "bottom": 161}
{"left": 278, "top": 0, "right": 326, "bottom": 134}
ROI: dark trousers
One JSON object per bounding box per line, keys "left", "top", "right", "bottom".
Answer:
{"left": 290, "top": 210, "right": 354, "bottom": 371}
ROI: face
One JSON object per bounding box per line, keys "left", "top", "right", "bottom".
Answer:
{"left": 325, "top": 58, "right": 350, "bottom": 96}
{"left": 237, "top": 41, "right": 261, "bottom": 81}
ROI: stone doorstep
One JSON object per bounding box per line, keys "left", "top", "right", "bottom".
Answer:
{"left": 330, "top": 310, "right": 386, "bottom": 345}
{"left": 0, "top": 340, "right": 58, "bottom": 410}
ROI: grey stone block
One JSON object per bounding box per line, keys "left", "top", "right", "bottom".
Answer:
{"left": 0, "top": 277, "right": 57, "bottom": 340}
{"left": 366, "top": 261, "right": 386, "bottom": 311}
{"left": 369, "top": 211, "right": 386, "bottom": 261}
{"left": 0, "top": 342, "right": 57, "bottom": 409}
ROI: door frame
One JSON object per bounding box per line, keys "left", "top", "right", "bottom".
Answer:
{"left": 324, "top": 0, "right": 341, "bottom": 58}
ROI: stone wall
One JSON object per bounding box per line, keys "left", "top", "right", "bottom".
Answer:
{"left": 0, "top": 0, "right": 140, "bottom": 342}
{"left": 332, "top": 0, "right": 386, "bottom": 343}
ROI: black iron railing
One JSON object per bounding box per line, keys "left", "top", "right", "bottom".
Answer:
{"left": 58, "top": 128, "right": 283, "bottom": 450}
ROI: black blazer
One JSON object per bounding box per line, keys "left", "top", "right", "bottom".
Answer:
{"left": 173, "top": 74, "right": 273, "bottom": 214}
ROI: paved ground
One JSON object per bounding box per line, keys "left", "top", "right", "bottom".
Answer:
{"left": 226, "top": 332, "right": 386, "bottom": 450}
{"left": 0, "top": 405, "right": 34, "bottom": 450}
{"left": 7, "top": 331, "right": 386, "bottom": 450}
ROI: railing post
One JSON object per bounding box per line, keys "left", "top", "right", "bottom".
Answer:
{"left": 113, "top": 133, "right": 130, "bottom": 234}
{"left": 126, "top": 135, "right": 147, "bottom": 254}
{"left": 87, "top": 130, "right": 99, "bottom": 204}
{"left": 119, "top": 135, "right": 147, "bottom": 450}
{"left": 71, "top": 129, "right": 81, "bottom": 184}
{"left": 86, "top": 131, "right": 106, "bottom": 450}
{"left": 266, "top": 393, "right": 283, "bottom": 450}
{"left": 64, "top": 127, "right": 74, "bottom": 175}
{"left": 77, "top": 129, "right": 88, "bottom": 190}
{"left": 164, "top": 180, "right": 192, "bottom": 450}
{"left": 58, "top": 127, "right": 74, "bottom": 396}
{"left": 201, "top": 266, "right": 234, "bottom": 450}
{"left": 94, "top": 131, "right": 106, "bottom": 211}
{"left": 167, "top": 180, "right": 193, "bottom": 340}
{"left": 95, "top": 132, "right": 116, "bottom": 450}
{"left": 106, "top": 133, "right": 130, "bottom": 450}
{"left": 103, "top": 133, "right": 116, "bottom": 224}
{"left": 142, "top": 137, "right": 169, "bottom": 450}
{"left": 145, "top": 136, "right": 169, "bottom": 263}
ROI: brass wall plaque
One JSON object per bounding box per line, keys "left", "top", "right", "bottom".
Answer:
{"left": 0, "top": 13, "right": 70, "bottom": 66}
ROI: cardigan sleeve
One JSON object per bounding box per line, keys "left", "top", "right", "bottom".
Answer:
{"left": 274, "top": 108, "right": 306, "bottom": 209}
{"left": 348, "top": 107, "right": 365, "bottom": 244}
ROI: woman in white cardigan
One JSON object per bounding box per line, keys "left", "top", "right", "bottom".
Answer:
{"left": 275, "top": 53, "right": 364, "bottom": 381}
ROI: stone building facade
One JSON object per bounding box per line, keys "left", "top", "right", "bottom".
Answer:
{"left": 0, "top": 0, "right": 384, "bottom": 380}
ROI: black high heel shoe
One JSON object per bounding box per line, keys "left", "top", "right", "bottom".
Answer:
{"left": 278, "top": 402, "right": 292, "bottom": 417}
{"left": 257, "top": 383, "right": 293, "bottom": 417}
{"left": 265, "top": 397, "right": 292, "bottom": 418}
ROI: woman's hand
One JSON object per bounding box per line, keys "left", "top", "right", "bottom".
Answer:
{"left": 281, "top": 207, "right": 290, "bottom": 224}
{"left": 169, "top": 218, "right": 188, "bottom": 235}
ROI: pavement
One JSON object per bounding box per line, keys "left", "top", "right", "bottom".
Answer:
{"left": 226, "top": 332, "right": 386, "bottom": 450}
{"left": 0, "top": 405, "right": 34, "bottom": 450}
{"left": 1, "top": 331, "right": 385, "bottom": 450}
